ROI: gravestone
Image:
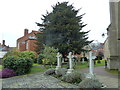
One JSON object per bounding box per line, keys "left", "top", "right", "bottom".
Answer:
{"left": 67, "top": 52, "right": 74, "bottom": 74}
{"left": 82, "top": 57, "right": 85, "bottom": 63}
{"left": 56, "top": 52, "right": 62, "bottom": 70}
{"left": 89, "top": 51, "right": 94, "bottom": 75}
{"left": 86, "top": 51, "right": 95, "bottom": 78}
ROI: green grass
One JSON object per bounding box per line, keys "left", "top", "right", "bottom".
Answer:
{"left": 33, "top": 63, "right": 40, "bottom": 66}
{"left": 94, "top": 60, "right": 105, "bottom": 67}
{"left": 0, "top": 65, "right": 2, "bottom": 68}
{"left": 30, "top": 66, "right": 45, "bottom": 74}
{"left": 74, "top": 60, "right": 105, "bottom": 69}
{"left": 105, "top": 68, "right": 120, "bottom": 74}
{"left": 44, "top": 65, "right": 56, "bottom": 69}
{"left": 0, "top": 65, "right": 3, "bottom": 70}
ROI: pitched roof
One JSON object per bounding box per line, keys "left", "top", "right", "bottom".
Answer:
{"left": 17, "top": 30, "right": 41, "bottom": 41}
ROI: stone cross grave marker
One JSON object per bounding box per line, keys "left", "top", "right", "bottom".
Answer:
{"left": 67, "top": 52, "right": 74, "bottom": 74}
{"left": 56, "top": 52, "right": 62, "bottom": 70}
{"left": 89, "top": 51, "right": 94, "bottom": 75}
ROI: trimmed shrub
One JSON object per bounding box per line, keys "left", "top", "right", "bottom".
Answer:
{"left": 3, "top": 48, "right": 21, "bottom": 59}
{"left": 44, "top": 68, "right": 55, "bottom": 75}
{"left": 37, "top": 54, "right": 44, "bottom": 64}
{"left": 62, "top": 71, "right": 82, "bottom": 84}
{"left": 3, "top": 56, "right": 33, "bottom": 75}
{"left": 78, "top": 78, "right": 103, "bottom": 88}
{"left": 0, "top": 68, "right": 16, "bottom": 78}
{"left": 55, "top": 68, "right": 67, "bottom": 77}
{"left": 19, "top": 51, "right": 36, "bottom": 61}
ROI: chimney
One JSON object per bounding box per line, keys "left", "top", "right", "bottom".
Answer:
{"left": 24, "top": 29, "right": 28, "bottom": 36}
{"left": 2, "top": 40, "right": 5, "bottom": 46}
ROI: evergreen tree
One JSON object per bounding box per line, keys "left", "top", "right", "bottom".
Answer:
{"left": 35, "top": 2, "right": 92, "bottom": 57}
{"left": 34, "top": 33, "right": 44, "bottom": 54}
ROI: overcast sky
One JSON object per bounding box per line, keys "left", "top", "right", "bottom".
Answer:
{"left": 0, "top": 0, "right": 110, "bottom": 47}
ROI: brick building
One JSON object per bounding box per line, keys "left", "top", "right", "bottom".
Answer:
{"left": 17, "top": 29, "right": 40, "bottom": 52}
{"left": 0, "top": 40, "right": 9, "bottom": 51}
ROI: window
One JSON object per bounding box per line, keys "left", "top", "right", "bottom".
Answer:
{"left": 28, "top": 36, "right": 37, "bottom": 39}
{"left": 22, "top": 41, "right": 25, "bottom": 44}
{"left": 18, "top": 42, "right": 20, "bottom": 49}
{"left": 26, "top": 41, "right": 28, "bottom": 50}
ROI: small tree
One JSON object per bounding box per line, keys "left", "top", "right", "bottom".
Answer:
{"left": 43, "top": 46, "right": 58, "bottom": 67}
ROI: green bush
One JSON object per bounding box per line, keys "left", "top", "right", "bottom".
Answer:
{"left": 62, "top": 71, "right": 82, "bottom": 84}
{"left": 19, "top": 51, "right": 36, "bottom": 61}
{"left": 3, "top": 48, "right": 21, "bottom": 59}
{"left": 42, "top": 46, "right": 58, "bottom": 66}
{"left": 3, "top": 56, "right": 33, "bottom": 75}
{"left": 78, "top": 78, "right": 103, "bottom": 88}
{"left": 37, "top": 54, "right": 44, "bottom": 64}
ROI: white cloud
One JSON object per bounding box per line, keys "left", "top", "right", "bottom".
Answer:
{"left": 0, "top": 0, "right": 110, "bottom": 46}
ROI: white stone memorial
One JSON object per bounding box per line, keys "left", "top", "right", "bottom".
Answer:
{"left": 56, "top": 52, "right": 62, "bottom": 70}
{"left": 67, "top": 52, "right": 74, "bottom": 74}
{"left": 82, "top": 57, "right": 85, "bottom": 63}
{"left": 89, "top": 51, "right": 94, "bottom": 75}
{"left": 86, "top": 51, "right": 95, "bottom": 78}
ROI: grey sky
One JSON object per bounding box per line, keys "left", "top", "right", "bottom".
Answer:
{"left": 0, "top": 0, "right": 110, "bottom": 47}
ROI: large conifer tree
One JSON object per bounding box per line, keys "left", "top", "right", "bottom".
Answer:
{"left": 35, "top": 2, "right": 92, "bottom": 56}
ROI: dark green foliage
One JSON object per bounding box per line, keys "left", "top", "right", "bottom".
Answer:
{"left": 55, "top": 68, "right": 67, "bottom": 77}
{"left": 34, "top": 57, "right": 38, "bottom": 63}
{"left": 62, "top": 71, "right": 82, "bottom": 84}
{"left": 34, "top": 33, "right": 44, "bottom": 54}
{"left": 36, "top": 2, "right": 92, "bottom": 56}
{"left": 78, "top": 78, "right": 103, "bottom": 88}
{"left": 37, "top": 54, "right": 44, "bottom": 64}
{"left": 44, "top": 68, "right": 55, "bottom": 75}
{"left": 3, "top": 56, "right": 33, "bottom": 75}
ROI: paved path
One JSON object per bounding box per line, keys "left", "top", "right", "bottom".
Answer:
{"left": 76, "top": 66, "right": 118, "bottom": 88}
{"left": 1, "top": 66, "right": 119, "bottom": 88}
{"left": 2, "top": 72, "right": 79, "bottom": 88}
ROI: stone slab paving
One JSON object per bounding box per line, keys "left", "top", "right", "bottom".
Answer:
{"left": 96, "top": 75, "right": 118, "bottom": 88}
{"left": 2, "top": 72, "right": 79, "bottom": 88}
{"left": 76, "top": 66, "right": 119, "bottom": 88}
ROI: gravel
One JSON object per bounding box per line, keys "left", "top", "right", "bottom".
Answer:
{"left": 2, "top": 72, "right": 79, "bottom": 88}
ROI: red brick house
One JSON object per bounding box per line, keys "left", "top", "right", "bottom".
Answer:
{"left": 17, "top": 29, "right": 40, "bottom": 52}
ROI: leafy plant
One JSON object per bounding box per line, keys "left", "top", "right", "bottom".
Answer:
{"left": 62, "top": 71, "right": 82, "bottom": 84}
{"left": 3, "top": 56, "right": 33, "bottom": 75}
{"left": 42, "top": 46, "right": 58, "bottom": 67}
{"left": 0, "top": 68, "right": 16, "bottom": 78}
{"left": 78, "top": 78, "right": 103, "bottom": 88}
{"left": 19, "top": 51, "right": 36, "bottom": 61}
{"left": 3, "top": 48, "right": 21, "bottom": 59}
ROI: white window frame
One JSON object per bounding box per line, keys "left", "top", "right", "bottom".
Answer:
{"left": 26, "top": 41, "right": 28, "bottom": 50}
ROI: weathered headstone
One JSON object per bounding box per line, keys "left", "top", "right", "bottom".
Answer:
{"left": 89, "top": 51, "right": 94, "bottom": 75}
{"left": 56, "top": 52, "right": 62, "bottom": 70}
{"left": 86, "top": 51, "right": 95, "bottom": 78}
{"left": 67, "top": 52, "right": 74, "bottom": 74}
{"left": 82, "top": 57, "right": 85, "bottom": 63}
